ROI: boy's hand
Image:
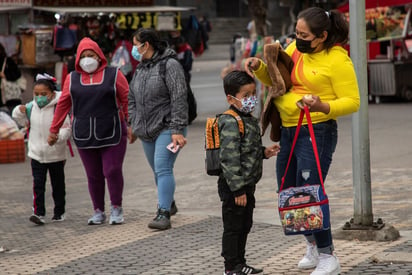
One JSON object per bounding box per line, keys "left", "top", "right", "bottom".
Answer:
{"left": 235, "top": 194, "right": 247, "bottom": 207}
{"left": 265, "top": 144, "right": 280, "bottom": 158}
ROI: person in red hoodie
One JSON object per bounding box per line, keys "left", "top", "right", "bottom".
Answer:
{"left": 47, "top": 37, "right": 129, "bottom": 226}
{"left": 170, "top": 35, "right": 193, "bottom": 83}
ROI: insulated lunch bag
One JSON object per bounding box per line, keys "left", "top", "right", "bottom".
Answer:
{"left": 278, "top": 107, "right": 330, "bottom": 235}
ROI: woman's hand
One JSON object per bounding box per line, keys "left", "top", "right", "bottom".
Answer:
{"left": 244, "top": 57, "right": 261, "bottom": 77}
{"left": 296, "top": 94, "right": 330, "bottom": 114}
{"left": 127, "top": 127, "right": 137, "bottom": 144}
{"left": 47, "top": 132, "right": 58, "bottom": 146}
{"left": 171, "top": 134, "right": 187, "bottom": 149}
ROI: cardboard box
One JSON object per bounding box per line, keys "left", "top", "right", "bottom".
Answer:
{"left": 0, "top": 139, "right": 25, "bottom": 164}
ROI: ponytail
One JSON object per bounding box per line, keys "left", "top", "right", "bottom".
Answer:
{"left": 297, "top": 7, "right": 349, "bottom": 51}
{"left": 326, "top": 10, "right": 349, "bottom": 48}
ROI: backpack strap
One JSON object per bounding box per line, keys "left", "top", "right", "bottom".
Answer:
{"left": 159, "top": 57, "right": 185, "bottom": 82}
{"left": 223, "top": 109, "right": 244, "bottom": 137}
{"left": 25, "top": 101, "right": 33, "bottom": 120}
{"left": 159, "top": 58, "right": 167, "bottom": 82}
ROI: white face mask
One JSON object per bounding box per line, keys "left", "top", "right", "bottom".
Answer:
{"left": 79, "top": 57, "right": 99, "bottom": 73}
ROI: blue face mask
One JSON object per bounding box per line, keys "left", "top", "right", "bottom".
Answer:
{"left": 35, "top": 95, "right": 50, "bottom": 108}
{"left": 131, "top": 44, "right": 145, "bottom": 62}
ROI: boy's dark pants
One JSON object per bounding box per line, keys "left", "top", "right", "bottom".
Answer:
{"left": 31, "top": 159, "right": 66, "bottom": 217}
{"left": 218, "top": 177, "right": 255, "bottom": 271}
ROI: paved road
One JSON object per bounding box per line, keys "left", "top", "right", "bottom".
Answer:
{"left": 1, "top": 44, "right": 412, "bottom": 274}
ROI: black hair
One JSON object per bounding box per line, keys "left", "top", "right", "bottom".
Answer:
{"left": 132, "top": 28, "right": 168, "bottom": 55}
{"left": 223, "top": 70, "right": 255, "bottom": 97}
{"left": 297, "top": 7, "right": 349, "bottom": 50}
{"left": 34, "top": 79, "right": 56, "bottom": 92}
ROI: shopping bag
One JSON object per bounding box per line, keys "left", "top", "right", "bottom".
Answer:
{"left": 1, "top": 59, "right": 25, "bottom": 103}
{"left": 278, "top": 107, "right": 330, "bottom": 235}
{"left": 17, "top": 75, "right": 27, "bottom": 92}
{"left": 1, "top": 78, "right": 22, "bottom": 102}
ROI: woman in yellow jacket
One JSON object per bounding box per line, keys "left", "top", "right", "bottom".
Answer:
{"left": 247, "top": 7, "right": 360, "bottom": 275}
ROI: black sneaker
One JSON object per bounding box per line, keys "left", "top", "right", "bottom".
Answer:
{"left": 148, "top": 209, "right": 171, "bottom": 230}
{"left": 52, "top": 214, "right": 65, "bottom": 222}
{"left": 224, "top": 269, "right": 247, "bottom": 275}
{"left": 29, "top": 214, "right": 45, "bottom": 225}
{"left": 224, "top": 264, "right": 263, "bottom": 275}
{"left": 170, "top": 200, "right": 178, "bottom": 216}
{"left": 242, "top": 264, "right": 263, "bottom": 274}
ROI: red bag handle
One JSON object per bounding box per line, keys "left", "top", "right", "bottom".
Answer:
{"left": 279, "top": 106, "right": 326, "bottom": 195}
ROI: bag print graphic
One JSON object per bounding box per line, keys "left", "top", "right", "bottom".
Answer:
{"left": 278, "top": 185, "right": 330, "bottom": 235}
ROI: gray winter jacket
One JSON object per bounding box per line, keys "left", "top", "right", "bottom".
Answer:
{"left": 128, "top": 48, "right": 188, "bottom": 142}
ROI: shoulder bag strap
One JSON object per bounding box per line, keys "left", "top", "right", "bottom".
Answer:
{"left": 1, "top": 58, "right": 6, "bottom": 73}
{"left": 279, "top": 108, "right": 304, "bottom": 191}
{"left": 279, "top": 106, "right": 326, "bottom": 195}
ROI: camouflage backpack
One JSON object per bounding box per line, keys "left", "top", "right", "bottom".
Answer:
{"left": 205, "top": 109, "right": 244, "bottom": 176}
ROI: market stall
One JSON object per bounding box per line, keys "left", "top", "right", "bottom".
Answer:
{"left": 20, "top": 5, "right": 195, "bottom": 89}
{"left": 340, "top": 1, "right": 412, "bottom": 103}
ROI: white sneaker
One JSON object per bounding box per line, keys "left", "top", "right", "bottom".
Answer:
{"left": 298, "top": 242, "right": 319, "bottom": 269}
{"left": 109, "top": 205, "right": 124, "bottom": 225}
{"left": 88, "top": 209, "right": 106, "bottom": 225}
{"left": 310, "top": 253, "right": 341, "bottom": 275}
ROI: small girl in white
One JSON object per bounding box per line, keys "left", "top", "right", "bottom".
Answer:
{"left": 12, "top": 73, "right": 71, "bottom": 225}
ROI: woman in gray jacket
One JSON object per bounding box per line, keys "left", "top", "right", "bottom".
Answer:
{"left": 128, "top": 28, "right": 188, "bottom": 230}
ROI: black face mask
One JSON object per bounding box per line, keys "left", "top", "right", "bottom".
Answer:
{"left": 296, "top": 38, "right": 316, "bottom": 53}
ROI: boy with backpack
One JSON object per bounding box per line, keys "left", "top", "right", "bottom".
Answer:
{"left": 12, "top": 73, "right": 71, "bottom": 225}
{"left": 217, "top": 71, "right": 280, "bottom": 274}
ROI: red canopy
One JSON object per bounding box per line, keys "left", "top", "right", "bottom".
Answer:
{"left": 338, "top": 0, "right": 412, "bottom": 12}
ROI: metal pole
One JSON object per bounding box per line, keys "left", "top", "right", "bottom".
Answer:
{"left": 349, "top": 0, "right": 373, "bottom": 226}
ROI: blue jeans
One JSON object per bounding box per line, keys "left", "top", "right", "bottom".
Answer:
{"left": 276, "top": 120, "right": 337, "bottom": 252}
{"left": 141, "top": 128, "right": 187, "bottom": 211}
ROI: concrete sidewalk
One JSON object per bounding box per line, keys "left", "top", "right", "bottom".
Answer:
{"left": 1, "top": 43, "right": 412, "bottom": 274}
{"left": 1, "top": 202, "right": 412, "bottom": 274}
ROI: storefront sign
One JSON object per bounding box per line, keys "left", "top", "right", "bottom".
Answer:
{"left": 32, "top": 0, "right": 152, "bottom": 6}
{"left": 116, "top": 12, "right": 182, "bottom": 31}
{"left": 0, "top": 0, "right": 31, "bottom": 6}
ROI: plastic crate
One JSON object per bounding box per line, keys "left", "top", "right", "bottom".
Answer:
{"left": 0, "top": 139, "right": 25, "bottom": 164}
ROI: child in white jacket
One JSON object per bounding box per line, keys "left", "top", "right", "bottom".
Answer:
{"left": 12, "top": 73, "right": 71, "bottom": 225}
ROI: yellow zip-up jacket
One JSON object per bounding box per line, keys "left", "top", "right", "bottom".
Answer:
{"left": 254, "top": 41, "right": 360, "bottom": 127}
